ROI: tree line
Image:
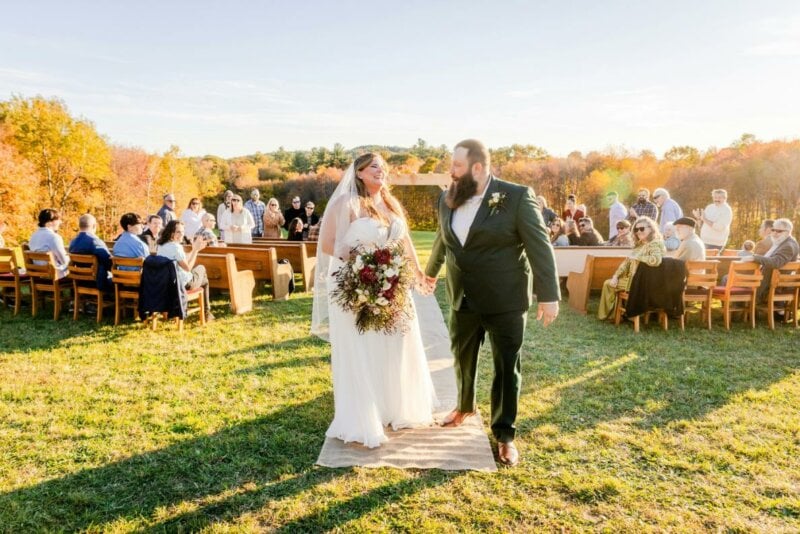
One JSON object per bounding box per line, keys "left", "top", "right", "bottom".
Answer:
{"left": 1, "top": 95, "right": 798, "bottom": 246}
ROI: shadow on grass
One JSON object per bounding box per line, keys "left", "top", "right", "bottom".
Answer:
{"left": 0, "top": 393, "right": 337, "bottom": 531}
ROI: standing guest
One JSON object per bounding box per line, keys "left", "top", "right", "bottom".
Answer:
{"left": 216, "top": 190, "right": 234, "bottom": 241}
{"left": 628, "top": 188, "right": 659, "bottom": 223}
{"left": 301, "top": 201, "right": 320, "bottom": 239}
{"left": 113, "top": 213, "right": 149, "bottom": 260}
{"left": 69, "top": 213, "right": 112, "bottom": 292}
{"left": 219, "top": 194, "right": 255, "bottom": 244}
{"left": 576, "top": 217, "right": 605, "bottom": 246}
{"left": 663, "top": 223, "right": 680, "bottom": 251}
{"left": 28, "top": 208, "right": 70, "bottom": 279}
{"left": 693, "top": 189, "right": 733, "bottom": 251}
{"left": 244, "top": 188, "right": 266, "bottom": 238}
{"left": 564, "top": 219, "right": 581, "bottom": 245}
{"left": 653, "top": 188, "right": 684, "bottom": 234}
{"left": 139, "top": 215, "right": 163, "bottom": 254}
{"left": 740, "top": 218, "right": 800, "bottom": 302}
{"left": 549, "top": 218, "right": 570, "bottom": 247}
{"left": 156, "top": 220, "right": 213, "bottom": 321}
{"left": 562, "top": 194, "right": 585, "bottom": 221}
{"left": 606, "top": 191, "right": 628, "bottom": 239}
{"left": 287, "top": 217, "right": 305, "bottom": 241}
{"left": 537, "top": 195, "right": 557, "bottom": 226}
{"left": 754, "top": 219, "right": 774, "bottom": 255}
{"left": 606, "top": 220, "right": 633, "bottom": 247}
{"left": 597, "top": 216, "right": 665, "bottom": 320}
{"left": 263, "top": 198, "right": 285, "bottom": 238}
{"left": 671, "top": 217, "right": 706, "bottom": 262}
{"left": 283, "top": 196, "right": 304, "bottom": 231}
{"left": 0, "top": 216, "right": 6, "bottom": 247}
{"left": 195, "top": 213, "right": 224, "bottom": 247}
{"left": 157, "top": 193, "right": 178, "bottom": 226}
{"left": 180, "top": 198, "right": 205, "bottom": 238}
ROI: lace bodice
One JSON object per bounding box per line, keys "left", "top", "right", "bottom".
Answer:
{"left": 342, "top": 217, "right": 407, "bottom": 250}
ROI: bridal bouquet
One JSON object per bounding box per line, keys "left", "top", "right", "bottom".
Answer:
{"left": 332, "top": 242, "right": 415, "bottom": 334}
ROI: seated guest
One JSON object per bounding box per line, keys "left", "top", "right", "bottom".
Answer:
{"left": 69, "top": 214, "right": 113, "bottom": 292}
{"left": 195, "top": 213, "right": 224, "bottom": 247}
{"left": 220, "top": 194, "right": 255, "bottom": 244}
{"left": 754, "top": 219, "right": 774, "bottom": 255}
{"left": 576, "top": 217, "right": 605, "bottom": 246}
{"left": 740, "top": 218, "right": 800, "bottom": 303}
{"left": 28, "top": 208, "right": 70, "bottom": 279}
{"left": 287, "top": 217, "right": 305, "bottom": 241}
{"left": 564, "top": 219, "right": 581, "bottom": 246}
{"left": 140, "top": 215, "right": 163, "bottom": 253}
{"left": 156, "top": 220, "right": 213, "bottom": 321}
{"left": 113, "top": 213, "right": 150, "bottom": 272}
{"left": 672, "top": 217, "right": 706, "bottom": 262}
{"left": 537, "top": 195, "right": 557, "bottom": 226}
{"left": 549, "top": 218, "right": 570, "bottom": 247}
{"left": 737, "top": 240, "right": 756, "bottom": 257}
{"left": 597, "top": 216, "right": 665, "bottom": 320}
{"left": 606, "top": 220, "right": 633, "bottom": 247}
{"left": 562, "top": 194, "right": 585, "bottom": 221}
{"left": 663, "top": 223, "right": 680, "bottom": 251}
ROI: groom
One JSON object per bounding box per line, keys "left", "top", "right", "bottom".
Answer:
{"left": 424, "top": 139, "right": 560, "bottom": 466}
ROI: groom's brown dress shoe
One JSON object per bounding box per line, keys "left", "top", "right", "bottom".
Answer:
{"left": 497, "top": 441, "right": 519, "bottom": 467}
{"left": 441, "top": 409, "right": 476, "bottom": 427}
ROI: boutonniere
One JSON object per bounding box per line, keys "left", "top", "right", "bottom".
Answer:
{"left": 488, "top": 192, "right": 507, "bottom": 216}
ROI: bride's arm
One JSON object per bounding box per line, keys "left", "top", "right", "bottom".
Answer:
{"left": 401, "top": 232, "right": 424, "bottom": 281}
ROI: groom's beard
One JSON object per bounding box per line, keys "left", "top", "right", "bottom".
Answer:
{"left": 445, "top": 171, "right": 478, "bottom": 209}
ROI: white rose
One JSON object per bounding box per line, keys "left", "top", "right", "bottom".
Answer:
{"left": 381, "top": 281, "right": 392, "bottom": 291}
{"left": 384, "top": 268, "right": 397, "bottom": 278}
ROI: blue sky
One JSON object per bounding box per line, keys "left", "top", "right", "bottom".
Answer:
{"left": 2, "top": 1, "right": 798, "bottom": 158}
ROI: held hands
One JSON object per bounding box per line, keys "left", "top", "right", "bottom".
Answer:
{"left": 536, "top": 301, "right": 559, "bottom": 327}
{"left": 416, "top": 274, "right": 437, "bottom": 295}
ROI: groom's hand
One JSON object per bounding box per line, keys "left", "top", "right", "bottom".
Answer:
{"left": 536, "top": 301, "right": 559, "bottom": 327}
{"left": 422, "top": 275, "right": 437, "bottom": 295}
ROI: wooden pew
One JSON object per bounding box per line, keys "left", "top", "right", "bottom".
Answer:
{"left": 553, "top": 246, "right": 631, "bottom": 278}
{"left": 194, "top": 253, "right": 256, "bottom": 314}
{"left": 200, "top": 246, "right": 291, "bottom": 301}
{"left": 220, "top": 241, "right": 316, "bottom": 291}
{"left": 566, "top": 255, "right": 627, "bottom": 314}
{"left": 254, "top": 238, "right": 317, "bottom": 258}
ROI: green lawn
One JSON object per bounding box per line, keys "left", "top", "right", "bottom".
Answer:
{"left": 1, "top": 232, "right": 799, "bottom": 532}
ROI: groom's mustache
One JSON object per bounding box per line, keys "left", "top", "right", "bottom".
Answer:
{"left": 445, "top": 171, "right": 478, "bottom": 209}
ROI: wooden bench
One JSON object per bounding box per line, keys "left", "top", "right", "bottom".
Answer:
{"left": 243, "top": 240, "right": 317, "bottom": 290}
{"left": 566, "top": 255, "right": 627, "bottom": 314}
{"left": 200, "top": 246, "right": 291, "bottom": 301}
{"left": 194, "top": 253, "right": 256, "bottom": 314}
{"left": 553, "top": 246, "right": 631, "bottom": 278}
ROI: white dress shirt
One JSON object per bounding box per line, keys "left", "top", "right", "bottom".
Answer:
{"left": 451, "top": 178, "right": 491, "bottom": 246}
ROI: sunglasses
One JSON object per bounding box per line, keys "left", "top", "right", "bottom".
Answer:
{"left": 292, "top": 200, "right": 301, "bottom": 203}
{"left": 634, "top": 226, "right": 649, "bottom": 233}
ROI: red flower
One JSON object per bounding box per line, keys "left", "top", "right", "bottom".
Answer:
{"left": 373, "top": 248, "right": 391, "bottom": 265}
{"left": 359, "top": 267, "right": 378, "bottom": 285}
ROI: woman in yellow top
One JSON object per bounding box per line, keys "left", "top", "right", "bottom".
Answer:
{"left": 597, "top": 216, "right": 665, "bottom": 320}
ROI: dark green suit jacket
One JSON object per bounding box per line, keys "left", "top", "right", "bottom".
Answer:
{"left": 425, "top": 177, "right": 560, "bottom": 314}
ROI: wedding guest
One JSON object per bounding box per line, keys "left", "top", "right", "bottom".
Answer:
{"left": 113, "top": 212, "right": 149, "bottom": 260}
{"left": 562, "top": 194, "right": 585, "bottom": 221}
{"left": 576, "top": 217, "right": 605, "bottom": 246}
{"left": 737, "top": 240, "right": 756, "bottom": 257}
{"left": 628, "top": 188, "right": 659, "bottom": 223}
{"left": 754, "top": 219, "right": 774, "bottom": 255}
{"left": 549, "top": 218, "right": 570, "bottom": 247}
{"left": 653, "top": 188, "right": 684, "bottom": 234}
{"left": 0, "top": 216, "right": 6, "bottom": 247}
{"left": 157, "top": 193, "right": 177, "bottom": 226}
{"left": 597, "top": 216, "right": 665, "bottom": 320}
{"left": 156, "top": 220, "right": 213, "bottom": 321}
{"left": 28, "top": 208, "right": 70, "bottom": 279}
{"left": 537, "top": 195, "right": 557, "bottom": 226}
{"left": 139, "top": 215, "right": 163, "bottom": 254}
{"left": 606, "top": 220, "right": 633, "bottom": 247}
{"left": 302, "top": 201, "right": 320, "bottom": 239}
{"left": 287, "top": 217, "right": 304, "bottom": 241}
{"left": 180, "top": 198, "right": 205, "bottom": 238}
{"left": 663, "top": 223, "right": 680, "bottom": 251}
{"left": 283, "top": 196, "right": 304, "bottom": 231}
{"left": 244, "top": 188, "right": 266, "bottom": 238}
{"left": 69, "top": 213, "right": 112, "bottom": 292}
{"left": 263, "top": 197, "right": 285, "bottom": 238}
{"left": 195, "top": 213, "right": 224, "bottom": 247}
{"left": 741, "top": 218, "right": 800, "bottom": 302}
{"left": 671, "top": 217, "right": 706, "bottom": 262}
{"left": 307, "top": 217, "right": 322, "bottom": 241}
{"left": 564, "top": 219, "right": 581, "bottom": 246}
{"left": 693, "top": 189, "right": 733, "bottom": 251}
{"left": 606, "top": 191, "right": 628, "bottom": 239}
{"left": 216, "top": 190, "right": 233, "bottom": 241}
{"left": 220, "top": 194, "right": 255, "bottom": 244}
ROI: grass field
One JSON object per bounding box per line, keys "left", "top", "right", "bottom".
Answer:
{"left": 1, "top": 232, "right": 799, "bottom": 532}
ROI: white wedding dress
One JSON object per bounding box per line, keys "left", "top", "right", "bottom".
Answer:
{"left": 325, "top": 216, "right": 438, "bottom": 448}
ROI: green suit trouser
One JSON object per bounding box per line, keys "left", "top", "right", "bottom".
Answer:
{"left": 449, "top": 299, "right": 527, "bottom": 443}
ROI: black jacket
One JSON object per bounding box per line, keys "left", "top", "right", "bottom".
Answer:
{"left": 625, "top": 257, "right": 687, "bottom": 318}
{"left": 138, "top": 255, "right": 187, "bottom": 319}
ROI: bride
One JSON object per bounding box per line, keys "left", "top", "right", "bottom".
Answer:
{"left": 311, "top": 153, "right": 438, "bottom": 448}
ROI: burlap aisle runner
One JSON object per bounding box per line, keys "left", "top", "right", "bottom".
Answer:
{"left": 316, "top": 293, "right": 497, "bottom": 471}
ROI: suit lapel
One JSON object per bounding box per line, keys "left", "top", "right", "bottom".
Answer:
{"left": 439, "top": 194, "right": 461, "bottom": 250}
{"left": 463, "top": 177, "right": 498, "bottom": 248}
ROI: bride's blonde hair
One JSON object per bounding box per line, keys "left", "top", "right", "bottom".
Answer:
{"left": 353, "top": 153, "right": 406, "bottom": 225}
